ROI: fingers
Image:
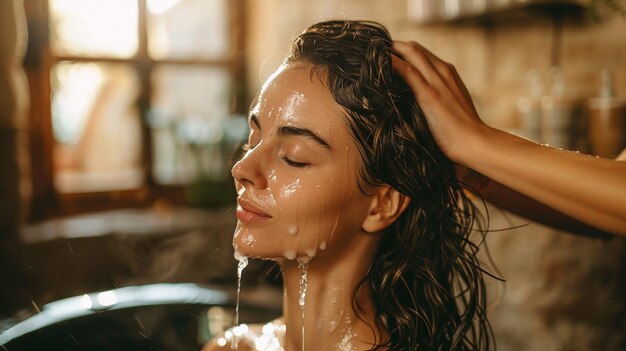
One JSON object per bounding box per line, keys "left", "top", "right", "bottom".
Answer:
{"left": 392, "top": 41, "right": 443, "bottom": 85}
{"left": 448, "top": 64, "right": 476, "bottom": 110}
{"left": 392, "top": 40, "right": 475, "bottom": 111}
{"left": 391, "top": 54, "right": 429, "bottom": 100}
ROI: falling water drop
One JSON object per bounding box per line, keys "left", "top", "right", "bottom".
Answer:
{"left": 297, "top": 257, "right": 310, "bottom": 351}
{"left": 30, "top": 300, "right": 40, "bottom": 313}
{"left": 305, "top": 248, "right": 316, "bottom": 258}
{"left": 233, "top": 253, "right": 248, "bottom": 351}
{"left": 287, "top": 224, "right": 298, "bottom": 236}
{"left": 284, "top": 249, "right": 296, "bottom": 260}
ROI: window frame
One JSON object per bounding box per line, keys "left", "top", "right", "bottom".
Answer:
{"left": 25, "top": 0, "right": 246, "bottom": 221}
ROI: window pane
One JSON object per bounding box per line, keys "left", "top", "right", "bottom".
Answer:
{"left": 49, "top": 0, "right": 138, "bottom": 58}
{"left": 150, "top": 65, "right": 232, "bottom": 184}
{"left": 147, "top": 0, "right": 230, "bottom": 59}
{"left": 51, "top": 62, "right": 144, "bottom": 193}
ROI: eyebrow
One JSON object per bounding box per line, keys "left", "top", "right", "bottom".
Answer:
{"left": 249, "top": 113, "right": 261, "bottom": 129}
{"left": 249, "top": 112, "right": 331, "bottom": 150}
{"left": 278, "top": 125, "right": 331, "bottom": 150}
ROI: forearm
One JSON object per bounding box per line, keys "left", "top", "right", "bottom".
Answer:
{"left": 460, "top": 127, "right": 626, "bottom": 236}
{"left": 475, "top": 175, "right": 613, "bottom": 238}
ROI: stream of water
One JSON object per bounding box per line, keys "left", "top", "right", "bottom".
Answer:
{"left": 232, "top": 255, "right": 249, "bottom": 351}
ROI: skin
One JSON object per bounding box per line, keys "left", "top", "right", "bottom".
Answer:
{"left": 204, "top": 64, "right": 407, "bottom": 350}
{"left": 231, "top": 63, "right": 375, "bottom": 260}
{"left": 392, "top": 40, "right": 626, "bottom": 237}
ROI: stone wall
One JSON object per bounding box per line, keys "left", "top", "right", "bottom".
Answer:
{"left": 482, "top": 207, "right": 626, "bottom": 350}
{"left": 244, "top": 1, "right": 626, "bottom": 350}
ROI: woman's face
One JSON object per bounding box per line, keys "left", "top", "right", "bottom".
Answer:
{"left": 231, "top": 64, "right": 375, "bottom": 260}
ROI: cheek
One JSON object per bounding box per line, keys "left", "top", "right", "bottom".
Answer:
{"left": 286, "top": 180, "right": 369, "bottom": 256}
{"left": 278, "top": 178, "right": 301, "bottom": 198}
{"left": 320, "top": 188, "right": 370, "bottom": 246}
{"left": 232, "top": 170, "right": 370, "bottom": 260}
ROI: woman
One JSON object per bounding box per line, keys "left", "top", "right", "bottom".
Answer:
{"left": 205, "top": 20, "right": 494, "bottom": 351}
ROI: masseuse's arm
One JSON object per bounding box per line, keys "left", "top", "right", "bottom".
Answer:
{"left": 457, "top": 164, "right": 619, "bottom": 238}
{"left": 392, "top": 40, "right": 626, "bottom": 236}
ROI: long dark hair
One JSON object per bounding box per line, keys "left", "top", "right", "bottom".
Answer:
{"left": 286, "top": 20, "right": 495, "bottom": 350}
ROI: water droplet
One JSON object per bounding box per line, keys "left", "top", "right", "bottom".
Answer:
{"left": 242, "top": 233, "right": 255, "bottom": 246}
{"left": 284, "top": 249, "right": 296, "bottom": 260}
{"left": 31, "top": 300, "right": 41, "bottom": 313}
{"left": 268, "top": 169, "right": 277, "bottom": 181}
{"left": 287, "top": 224, "right": 298, "bottom": 236}
{"left": 280, "top": 179, "right": 301, "bottom": 197}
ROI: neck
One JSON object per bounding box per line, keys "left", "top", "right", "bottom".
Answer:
{"left": 277, "top": 232, "right": 383, "bottom": 351}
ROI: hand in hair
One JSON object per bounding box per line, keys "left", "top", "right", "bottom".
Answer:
{"left": 391, "top": 40, "right": 483, "bottom": 162}
{"left": 392, "top": 40, "right": 626, "bottom": 236}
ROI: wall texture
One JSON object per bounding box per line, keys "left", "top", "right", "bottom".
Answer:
{"left": 245, "top": 1, "right": 626, "bottom": 350}
{"left": 245, "top": 0, "right": 626, "bottom": 129}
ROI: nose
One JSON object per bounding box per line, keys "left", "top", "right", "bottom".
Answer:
{"left": 231, "top": 149, "right": 268, "bottom": 191}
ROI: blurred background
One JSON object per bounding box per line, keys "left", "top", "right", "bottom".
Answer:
{"left": 0, "top": 0, "right": 625, "bottom": 350}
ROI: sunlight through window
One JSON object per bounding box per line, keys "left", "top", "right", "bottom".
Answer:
{"left": 147, "top": 0, "right": 230, "bottom": 59}
{"left": 49, "top": 0, "right": 138, "bottom": 58}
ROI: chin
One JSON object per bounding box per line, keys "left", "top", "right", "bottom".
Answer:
{"left": 233, "top": 240, "right": 303, "bottom": 262}
{"left": 233, "top": 233, "right": 273, "bottom": 259}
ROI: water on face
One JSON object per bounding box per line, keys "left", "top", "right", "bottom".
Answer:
{"left": 287, "top": 224, "right": 298, "bottom": 236}
{"left": 233, "top": 254, "right": 249, "bottom": 351}
{"left": 297, "top": 257, "right": 310, "bottom": 351}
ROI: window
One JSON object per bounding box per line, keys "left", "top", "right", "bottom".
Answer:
{"left": 25, "top": 0, "right": 245, "bottom": 219}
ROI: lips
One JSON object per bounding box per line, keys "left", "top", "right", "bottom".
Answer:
{"left": 236, "top": 198, "right": 273, "bottom": 224}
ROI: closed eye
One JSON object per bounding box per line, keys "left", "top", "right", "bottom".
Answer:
{"left": 281, "top": 155, "right": 309, "bottom": 168}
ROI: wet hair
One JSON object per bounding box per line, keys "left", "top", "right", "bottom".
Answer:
{"left": 286, "top": 20, "right": 495, "bottom": 350}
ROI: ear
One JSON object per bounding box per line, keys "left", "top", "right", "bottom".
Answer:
{"left": 362, "top": 186, "right": 410, "bottom": 233}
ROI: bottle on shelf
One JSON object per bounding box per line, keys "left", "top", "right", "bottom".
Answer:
{"left": 541, "top": 67, "right": 577, "bottom": 149}
{"left": 586, "top": 69, "right": 626, "bottom": 158}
